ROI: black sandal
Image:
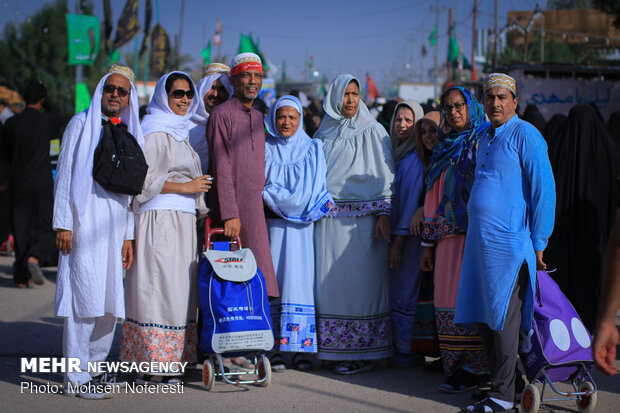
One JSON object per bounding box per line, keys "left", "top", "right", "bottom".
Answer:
{"left": 438, "top": 369, "right": 477, "bottom": 394}
{"left": 460, "top": 397, "right": 517, "bottom": 413}
{"left": 270, "top": 353, "right": 286, "bottom": 372}
{"left": 292, "top": 353, "right": 313, "bottom": 371}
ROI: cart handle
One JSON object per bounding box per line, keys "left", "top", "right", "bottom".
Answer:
{"left": 205, "top": 227, "right": 242, "bottom": 250}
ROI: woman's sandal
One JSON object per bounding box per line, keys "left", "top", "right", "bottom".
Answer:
{"left": 460, "top": 397, "right": 517, "bottom": 413}
{"left": 221, "top": 358, "right": 242, "bottom": 373}
{"left": 270, "top": 353, "right": 286, "bottom": 373}
{"left": 230, "top": 356, "right": 255, "bottom": 371}
{"left": 292, "top": 353, "right": 313, "bottom": 371}
{"left": 334, "top": 360, "right": 374, "bottom": 375}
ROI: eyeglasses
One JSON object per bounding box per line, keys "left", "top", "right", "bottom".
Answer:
{"left": 443, "top": 102, "right": 466, "bottom": 112}
{"left": 102, "top": 84, "right": 130, "bottom": 97}
{"left": 169, "top": 89, "right": 195, "bottom": 99}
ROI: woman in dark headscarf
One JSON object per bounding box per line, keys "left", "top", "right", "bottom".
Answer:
{"left": 546, "top": 103, "right": 620, "bottom": 331}
{"left": 521, "top": 104, "right": 546, "bottom": 134}
{"left": 543, "top": 113, "right": 567, "bottom": 146}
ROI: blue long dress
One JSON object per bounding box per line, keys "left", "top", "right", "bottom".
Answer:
{"left": 263, "top": 96, "right": 333, "bottom": 353}
{"left": 456, "top": 115, "right": 555, "bottom": 331}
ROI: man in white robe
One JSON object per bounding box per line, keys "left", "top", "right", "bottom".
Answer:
{"left": 53, "top": 65, "right": 143, "bottom": 399}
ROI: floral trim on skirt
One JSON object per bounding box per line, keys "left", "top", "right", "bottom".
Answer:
{"left": 316, "top": 312, "right": 392, "bottom": 361}
{"left": 120, "top": 318, "right": 197, "bottom": 371}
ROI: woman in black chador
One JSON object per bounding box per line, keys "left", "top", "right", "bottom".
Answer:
{"left": 545, "top": 104, "right": 620, "bottom": 331}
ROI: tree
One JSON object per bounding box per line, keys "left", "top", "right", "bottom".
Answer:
{"left": 494, "top": 34, "right": 580, "bottom": 66}
{"left": 0, "top": 0, "right": 111, "bottom": 121}
{"left": 593, "top": 0, "right": 620, "bottom": 28}
{"left": 548, "top": 0, "right": 620, "bottom": 29}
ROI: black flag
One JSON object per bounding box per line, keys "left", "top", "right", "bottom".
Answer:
{"left": 112, "top": 0, "right": 141, "bottom": 50}
{"left": 139, "top": 0, "right": 152, "bottom": 58}
{"left": 150, "top": 24, "right": 170, "bottom": 78}
{"left": 103, "top": 0, "right": 113, "bottom": 54}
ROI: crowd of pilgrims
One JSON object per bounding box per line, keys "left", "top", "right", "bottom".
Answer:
{"left": 1, "top": 61, "right": 619, "bottom": 395}
{"left": 195, "top": 70, "right": 618, "bottom": 387}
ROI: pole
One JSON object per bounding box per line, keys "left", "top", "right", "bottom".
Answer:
{"left": 472, "top": 0, "right": 477, "bottom": 81}
{"left": 133, "top": 37, "right": 139, "bottom": 80}
{"left": 143, "top": 50, "right": 149, "bottom": 102}
{"left": 540, "top": 12, "right": 545, "bottom": 63}
{"left": 13, "top": 0, "right": 18, "bottom": 32}
{"left": 75, "top": 1, "right": 83, "bottom": 85}
{"left": 493, "top": 0, "right": 498, "bottom": 69}
{"left": 176, "top": 0, "right": 185, "bottom": 68}
{"left": 447, "top": 6, "right": 452, "bottom": 83}
{"left": 433, "top": 0, "right": 439, "bottom": 98}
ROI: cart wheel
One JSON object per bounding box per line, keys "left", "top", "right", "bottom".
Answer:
{"left": 202, "top": 359, "right": 215, "bottom": 390}
{"left": 521, "top": 384, "right": 540, "bottom": 413}
{"left": 256, "top": 355, "right": 271, "bottom": 387}
{"left": 576, "top": 382, "right": 597, "bottom": 413}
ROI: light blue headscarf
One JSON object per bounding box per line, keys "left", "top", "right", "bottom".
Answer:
{"left": 318, "top": 74, "right": 377, "bottom": 140}
{"left": 314, "top": 74, "right": 395, "bottom": 214}
{"left": 263, "top": 95, "right": 333, "bottom": 223}
{"left": 141, "top": 71, "right": 199, "bottom": 141}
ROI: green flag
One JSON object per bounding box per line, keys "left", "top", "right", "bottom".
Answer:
{"left": 66, "top": 14, "right": 100, "bottom": 65}
{"left": 448, "top": 35, "right": 459, "bottom": 63}
{"left": 462, "top": 53, "right": 472, "bottom": 70}
{"left": 201, "top": 39, "right": 212, "bottom": 64}
{"left": 429, "top": 25, "right": 437, "bottom": 47}
{"left": 237, "top": 33, "right": 254, "bottom": 54}
{"left": 319, "top": 74, "right": 328, "bottom": 98}
{"left": 106, "top": 49, "right": 121, "bottom": 65}
{"left": 75, "top": 82, "right": 91, "bottom": 114}
{"left": 250, "top": 35, "right": 269, "bottom": 73}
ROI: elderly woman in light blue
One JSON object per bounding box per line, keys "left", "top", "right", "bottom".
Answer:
{"left": 314, "top": 74, "right": 396, "bottom": 375}
{"left": 263, "top": 95, "right": 333, "bottom": 372}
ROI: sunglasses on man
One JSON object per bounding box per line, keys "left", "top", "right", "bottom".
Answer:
{"left": 103, "top": 84, "right": 130, "bottom": 97}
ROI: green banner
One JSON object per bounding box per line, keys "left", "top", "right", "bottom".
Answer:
{"left": 66, "top": 14, "right": 100, "bottom": 65}
{"left": 75, "top": 82, "right": 91, "bottom": 114}
{"left": 429, "top": 25, "right": 437, "bottom": 47}
{"left": 201, "top": 39, "right": 212, "bottom": 64}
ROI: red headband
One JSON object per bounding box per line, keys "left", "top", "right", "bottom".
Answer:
{"left": 230, "top": 61, "right": 263, "bottom": 76}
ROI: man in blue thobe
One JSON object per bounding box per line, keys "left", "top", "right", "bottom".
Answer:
{"left": 457, "top": 73, "right": 556, "bottom": 413}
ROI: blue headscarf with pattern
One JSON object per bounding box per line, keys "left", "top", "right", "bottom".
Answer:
{"left": 424, "top": 87, "right": 489, "bottom": 231}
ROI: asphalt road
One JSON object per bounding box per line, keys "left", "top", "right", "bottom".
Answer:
{"left": 0, "top": 255, "right": 618, "bottom": 413}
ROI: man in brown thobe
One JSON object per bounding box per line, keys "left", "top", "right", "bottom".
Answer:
{"left": 207, "top": 52, "right": 278, "bottom": 297}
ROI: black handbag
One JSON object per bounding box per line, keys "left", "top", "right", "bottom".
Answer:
{"left": 92, "top": 119, "right": 148, "bottom": 195}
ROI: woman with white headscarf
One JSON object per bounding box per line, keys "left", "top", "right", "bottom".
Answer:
{"left": 387, "top": 101, "right": 427, "bottom": 366}
{"left": 314, "top": 74, "right": 396, "bottom": 374}
{"left": 263, "top": 95, "right": 333, "bottom": 372}
{"left": 120, "top": 71, "right": 209, "bottom": 385}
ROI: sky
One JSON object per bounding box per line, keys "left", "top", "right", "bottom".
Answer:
{"left": 0, "top": 0, "right": 545, "bottom": 90}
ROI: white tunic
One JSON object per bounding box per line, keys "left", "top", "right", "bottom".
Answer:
{"left": 53, "top": 112, "right": 134, "bottom": 319}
